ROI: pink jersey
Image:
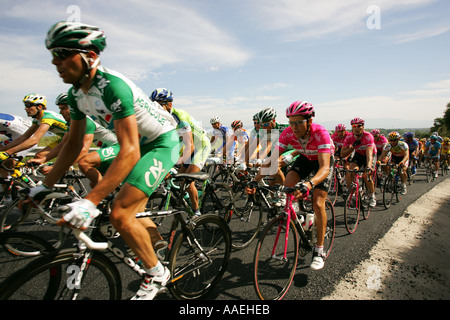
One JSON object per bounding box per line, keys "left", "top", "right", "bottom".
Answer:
{"left": 343, "top": 131, "right": 377, "bottom": 155}
{"left": 277, "top": 123, "right": 334, "bottom": 161}
{"left": 331, "top": 131, "right": 350, "bottom": 148}
{"left": 374, "top": 135, "right": 388, "bottom": 152}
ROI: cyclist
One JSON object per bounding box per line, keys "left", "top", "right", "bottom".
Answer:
{"left": 425, "top": 135, "right": 441, "bottom": 178}
{"left": 441, "top": 137, "right": 450, "bottom": 169}
{"left": 0, "top": 94, "right": 67, "bottom": 164}
{"left": 244, "top": 113, "right": 263, "bottom": 167}
{"left": 150, "top": 88, "right": 211, "bottom": 216}
{"left": 403, "top": 132, "right": 419, "bottom": 175}
{"left": 340, "top": 117, "right": 377, "bottom": 207}
{"left": 210, "top": 116, "right": 234, "bottom": 162}
{"left": 331, "top": 124, "right": 349, "bottom": 160}
{"left": 27, "top": 21, "right": 180, "bottom": 300}
{"left": 379, "top": 132, "right": 409, "bottom": 194}
{"left": 226, "top": 120, "right": 249, "bottom": 164}
{"left": 0, "top": 113, "right": 34, "bottom": 158}
{"left": 371, "top": 129, "right": 388, "bottom": 159}
{"left": 276, "top": 101, "right": 334, "bottom": 270}
{"left": 28, "top": 93, "right": 118, "bottom": 183}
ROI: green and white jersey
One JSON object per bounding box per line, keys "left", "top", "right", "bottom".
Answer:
{"left": 85, "top": 116, "right": 117, "bottom": 148}
{"left": 171, "top": 107, "right": 209, "bottom": 146}
{"left": 32, "top": 110, "right": 68, "bottom": 137}
{"left": 68, "top": 66, "right": 177, "bottom": 145}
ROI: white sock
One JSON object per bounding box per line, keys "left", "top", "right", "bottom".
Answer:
{"left": 146, "top": 261, "right": 164, "bottom": 277}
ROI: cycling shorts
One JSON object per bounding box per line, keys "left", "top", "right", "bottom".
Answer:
{"left": 390, "top": 155, "right": 409, "bottom": 167}
{"left": 289, "top": 154, "right": 334, "bottom": 192}
{"left": 347, "top": 152, "right": 377, "bottom": 169}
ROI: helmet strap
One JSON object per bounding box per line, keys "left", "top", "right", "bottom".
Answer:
{"left": 74, "top": 52, "right": 99, "bottom": 89}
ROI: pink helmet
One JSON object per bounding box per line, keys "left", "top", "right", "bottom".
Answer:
{"left": 371, "top": 129, "right": 380, "bottom": 135}
{"left": 350, "top": 117, "right": 365, "bottom": 125}
{"left": 335, "top": 124, "right": 346, "bottom": 131}
{"left": 286, "top": 101, "right": 315, "bottom": 118}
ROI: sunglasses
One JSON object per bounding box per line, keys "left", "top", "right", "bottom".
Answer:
{"left": 24, "top": 103, "right": 38, "bottom": 108}
{"left": 260, "top": 122, "right": 272, "bottom": 127}
{"left": 289, "top": 119, "right": 307, "bottom": 127}
{"left": 352, "top": 124, "right": 363, "bottom": 128}
{"left": 50, "top": 48, "right": 88, "bottom": 60}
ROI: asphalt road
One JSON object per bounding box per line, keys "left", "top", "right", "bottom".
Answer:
{"left": 122, "top": 167, "right": 449, "bottom": 301}
{"left": 1, "top": 166, "right": 447, "bottom": 303}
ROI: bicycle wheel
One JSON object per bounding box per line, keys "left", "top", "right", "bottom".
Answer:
{"left": 0, "top": 248, "right": 122, "bottom": 300}
{"left": 200, "top": 182, "right": 233, "bottom": 217}
{"left": 426, "top": 166, "right": 433, "bottom": 183}
{"left": 0, "top": 198, "right": 70, "bottom": 254}
{"left": 224, "top": 195, "right": 263, "bottom": 250}
{"left": 327, "top": 170, "right": 338, "bottom": 206}
{"left": 383, "top": 176, "right": 395, "bottom": 209}
{"left": 253, "top": 215, "right": 299, "bottom": 300}
{"left": 360, "top": 187, "right": 371, "bottom": 220}
{"left": 344, "top": 187, "right": 360, "bottom": 234}
{"left": 168, "top": 214, "right": 231, "bottom": 300}
{"left": 0, "top": 231, "right": 55, "bottom": 284}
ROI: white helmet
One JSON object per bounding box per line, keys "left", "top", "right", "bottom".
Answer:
{"left": 210, "top": 116, "right": 220, "bottom": 124}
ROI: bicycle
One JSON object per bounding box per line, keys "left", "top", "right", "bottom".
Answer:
{"left": 382, "top": 164, "right": 403, "bottom": 209}
{"left": 0, "top": 231, "right": 55, "bottom": 285}
{"left": 253, "top": 184, "right": 335, "bottom": 300}
{"left": 327, "top": 159, "right": 347, "bottom": 206}
{"left": 0, "top": 166, "right": 88, "bottom": 253}
{"left": 0, "top": 191, "right": 232, "bottom": 300}
{"left": 342, "top": 168, "right": 373, "bottom": 234}
{"left": 440, "top": 154, "right": 449, "bottom": 176}
{"left": 424, "top": 157, "right": 438, "bottom": 183}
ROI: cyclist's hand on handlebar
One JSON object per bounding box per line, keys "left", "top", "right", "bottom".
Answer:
{"left": 56, "top": 198, "right": 100, "bottom": 230}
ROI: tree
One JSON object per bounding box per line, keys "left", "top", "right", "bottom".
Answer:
{"left": 430, "top": 103, "right": 449, "bottom": 137}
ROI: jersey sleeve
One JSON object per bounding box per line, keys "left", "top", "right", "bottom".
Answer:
{"left": 68, "top": 88, "right": 86, "bottom": 121}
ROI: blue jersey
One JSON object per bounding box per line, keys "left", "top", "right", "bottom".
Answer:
{"left": 426, "top": 141, "right": 441, "bottom": 156}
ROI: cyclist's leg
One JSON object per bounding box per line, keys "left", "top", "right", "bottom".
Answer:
{"left": 78, "top": 145, "right": 119, "bottom": 188}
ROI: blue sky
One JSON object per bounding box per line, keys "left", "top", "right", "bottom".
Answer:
{"left": 1, "top": 0, "right": 449, "bottom": 131}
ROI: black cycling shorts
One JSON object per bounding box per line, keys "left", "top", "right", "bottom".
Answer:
{"left": 289, "top": 154, "right": 334, "bottom": 191}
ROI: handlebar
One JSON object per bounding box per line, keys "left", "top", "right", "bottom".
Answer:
{"left": 30, "top": 192, "right": 109, "bottom": 251}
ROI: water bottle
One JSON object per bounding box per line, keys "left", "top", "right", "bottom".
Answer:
{"left": 303, "top": 213, "right": 314, "bottom": 231}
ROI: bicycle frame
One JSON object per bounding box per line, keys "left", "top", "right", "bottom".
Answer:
{"left": 271, "top": 192, "right": 311, "bottom": 261}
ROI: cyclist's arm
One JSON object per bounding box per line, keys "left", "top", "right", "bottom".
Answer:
{"left": 85, "top": 114, "right": 141, "bottom": 205}
{"left": 366, "top": 145, "right": 374, "bottom": 170}
{"left": 340, "top": 145, "right": 354, "bottom": 159}
{"left": 28, "top": 132, "right": 69, "bottom": 165}
{"left": 306, "top": 152, "right": 330, "bottom": 191}
{"left": 5, "top": 123, "right": 50, "bottom": 155}
{"left": 42, "top": 118, "right": 86, "bottom": 187}
{"left": 0, "top": 124, "right": 38, "bottom": 153}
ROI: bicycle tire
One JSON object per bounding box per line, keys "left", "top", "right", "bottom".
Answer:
{"left": 0, "top": 248, "right": 122, "bottom": 300}
{"left": 312, "top": 198, "right": 335, "bottom": 258}
{"left": 426, "top": 166, "right": 433, "bottom": 183}
{"left": 168, "top": 214, "right": 231, "bottom": 300}
{"left": 225, "top": 194, "right": 263, "bottom": 250}
{"left": 383, "top": 175, "right": 395, "bottom": 209}
{"left": 344, "top": 187, "right": 360, "bottom": 234}
{"left": 327, "top": 170, "right": 338, "bottom": 206}
{"left": 253, "top": 215, "right": 299, "bottom": 300}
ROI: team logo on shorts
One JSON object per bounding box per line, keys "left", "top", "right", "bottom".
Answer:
{"left": 145, "top": 159, "right": 166, "bottom": 188}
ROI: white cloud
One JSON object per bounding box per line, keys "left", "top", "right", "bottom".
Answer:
{"left": 394, "top": 25, "right": 450, "bottom": 43}
{"left": 243, "top": 0, "right": 438, "bottom": 42}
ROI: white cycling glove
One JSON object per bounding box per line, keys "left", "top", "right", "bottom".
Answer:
{"left": 282, "top": 154, "right": 294, "bottom": 165}
{"left": 58, "top": 199, "right": 100, "bottom": 230}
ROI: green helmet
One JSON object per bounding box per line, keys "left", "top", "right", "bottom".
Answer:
{"left": 55, "top": 92, "right": 69, "bottom": 106}
{"left": 256, "top": 107, "right": 277, "bottom": 123}
{"left": 46, "top": 21, "right": 107, "bottom": 52}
